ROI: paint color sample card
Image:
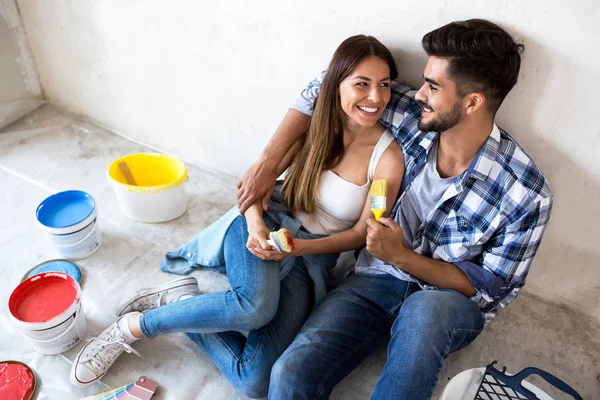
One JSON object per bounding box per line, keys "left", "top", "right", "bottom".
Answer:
{"left": 80, "top": 383, "right": 133, "bottom": 400}
{"left": 81, "top": 376, "right": 158, "bottom": 400}
{"left": 123, "top": 376, "right": 159, "bottom": 400}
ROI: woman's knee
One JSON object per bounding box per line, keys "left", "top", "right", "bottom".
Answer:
{"left": 232, "top": 288, "right": 279, "bottom": 330}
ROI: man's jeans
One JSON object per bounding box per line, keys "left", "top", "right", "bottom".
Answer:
{"left": 140, "top": 215, "right": 315, "bottom": 398}
{"left": 269, "top": 272, "right": 485, "bottom": 400}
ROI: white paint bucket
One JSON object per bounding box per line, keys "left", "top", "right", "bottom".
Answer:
{"left": 107, "top": 153, "right": 188, "bottom": 223}
{"left": 8, "top": 272, "right": 87, "bottom": 355}
{"left": 36, "top": 190, "right": 102, "bottom": 260}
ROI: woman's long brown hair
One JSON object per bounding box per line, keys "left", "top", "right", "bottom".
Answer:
{"left": 283, "top": 35, "right": 398, "bottom": 214}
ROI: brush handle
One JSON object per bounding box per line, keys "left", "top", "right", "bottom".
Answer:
{"left": 371, "top": 209, "right": 385, "bottom": 222}
{"left": 266, "top": 239, "right": 282, "bottom": 252}
{"left": 119, "top": 161, "right": 137, "bottom": 186}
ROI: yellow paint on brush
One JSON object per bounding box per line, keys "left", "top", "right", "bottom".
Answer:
{"left": 107, "top": 153, "right": 188, "bottom": 193}
{"left": 369, "top": 179, "right": 387, "bottom": 222}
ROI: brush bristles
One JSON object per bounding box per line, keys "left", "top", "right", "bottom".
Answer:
{"left": 270, "top": 228, "right": 294, "bottom": 253}
{"left": 370, "top": 179, "right": 387, "bottom": 196}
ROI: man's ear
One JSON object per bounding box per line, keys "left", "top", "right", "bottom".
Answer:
{"left": 464, "top": 92, "right": 485, "bottom": 114}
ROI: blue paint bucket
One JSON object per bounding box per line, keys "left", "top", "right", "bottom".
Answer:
{"left": 36, "top": 191, "right": 101, "bottom": 260}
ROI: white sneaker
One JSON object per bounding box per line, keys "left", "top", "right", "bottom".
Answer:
{"left": 70, "top": 316, "right": 142, "bottom": 388}
{"left": 114, "top": 277, "right": 201, "bottom": 316}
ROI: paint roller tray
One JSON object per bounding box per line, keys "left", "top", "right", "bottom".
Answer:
{"left": 36, "top": 190, "right": 95, "bottom": 228}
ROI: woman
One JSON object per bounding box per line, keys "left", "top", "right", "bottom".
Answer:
{"left": 71, "top": 34, "right": 405, "bottom": 398}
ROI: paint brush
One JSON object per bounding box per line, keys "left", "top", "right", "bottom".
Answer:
{"left": 267, "top": 228, "right": 294, "bottom": 252}
{"left": 369, "top": 179, "right": 387, "bottom": 222}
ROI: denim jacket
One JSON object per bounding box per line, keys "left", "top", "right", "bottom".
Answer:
{"left": 161, "top": 188, "right": 340, "bottom": 307}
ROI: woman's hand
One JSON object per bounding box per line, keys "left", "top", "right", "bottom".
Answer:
{"left": 246, "top": 222, "right": 273, "bottom": 254}
{"left": 249, "top": 238, "right": 307, "bottom": 261}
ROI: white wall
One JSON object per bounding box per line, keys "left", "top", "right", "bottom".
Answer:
{"left": 17, "top": 0, "right": 600, "bottom": 322}
{"left": 0, "top": 0, "right": 42, "bottom": 128}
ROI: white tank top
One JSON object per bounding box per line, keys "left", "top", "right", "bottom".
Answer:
{"left": 295, "top": 130, "right": 395, "bottom": 235}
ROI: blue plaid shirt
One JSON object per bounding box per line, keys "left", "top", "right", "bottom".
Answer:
{"left": 292, "top": 74, "right": 553, "bottom": 322}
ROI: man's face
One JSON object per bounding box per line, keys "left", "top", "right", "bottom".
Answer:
{"left": 415, "top": 56, "right": 464, "bottom": 133}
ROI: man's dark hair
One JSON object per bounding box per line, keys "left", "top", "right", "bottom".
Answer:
{"left": 422, "top": 19, "right": 524, "bottom": 114}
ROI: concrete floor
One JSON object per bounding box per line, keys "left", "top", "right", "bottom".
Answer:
{"left": 0, "top": 105, "right": 598, "bottom": 399}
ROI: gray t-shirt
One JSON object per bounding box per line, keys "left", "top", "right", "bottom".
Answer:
{"left": 355, "top": 142, "right": 456, "bottom": 281}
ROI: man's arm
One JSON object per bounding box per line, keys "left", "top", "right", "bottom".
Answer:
{"left": 237, "top": 109, "right": 310, "bottom": 214}
{"left": 455, "top": 196, "right": 553, "bottom": 311}
{"left": 395, "top": 249, "right": 477, "bottom": 297}
{"left": 366, "top": 193, "right": 552, "bottom": 309}
{"left": 237, "top": 71, "right": 327, "bottom": 214}
{"left": 365, "top": 217, "right": 476, "bottom": 297}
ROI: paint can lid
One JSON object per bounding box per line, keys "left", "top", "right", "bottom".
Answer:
{"left": 36, "top": 190, "right": 96, "bottom": 229}
{"left": 22, "top": 260, "right": 82, "bottom": 284}
{"left": 0, "top": 360, "right": 36, "bottom": 400}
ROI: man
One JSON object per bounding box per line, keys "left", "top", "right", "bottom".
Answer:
{"left": 238, "top": 19, "right": 552, "bottom": 399}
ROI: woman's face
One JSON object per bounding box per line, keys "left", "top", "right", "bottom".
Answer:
{"left": 339, "top": 55, "right": 391, "bottom": 130}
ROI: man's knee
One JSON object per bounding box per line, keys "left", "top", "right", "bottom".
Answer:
{"left": 399, "top": 290, "right": 469, "bottom": 331}
{"left": 236, "top": 374, "right": 269, "bottom": 399}
{"left": 395, "top": 289, "right": 483, "bottom": 346}
{"left": 234, "top": 370, "right": 270, "bottom": 399}
{"left": 269, "top": 349, "right": 307, "bottom": 396}
{"left": 270, "top": 352, "right": 295, "bottom": 386}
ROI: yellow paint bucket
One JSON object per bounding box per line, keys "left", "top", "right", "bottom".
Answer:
{"left": 107, "top": 153, "right": 188, "bottom": 223}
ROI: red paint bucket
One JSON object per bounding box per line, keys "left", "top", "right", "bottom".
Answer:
{"left": 8, "top": 272, "right": 87, "bottom": 355}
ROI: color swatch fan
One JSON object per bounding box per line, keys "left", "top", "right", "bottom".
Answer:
{"left": 81, "top": 376, "right": 159, "bottom": 400}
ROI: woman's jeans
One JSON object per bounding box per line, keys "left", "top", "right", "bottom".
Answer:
{"left": 269, "top": 273, "right": 485, "bottom": 400}
{"left": 140, "top": 215, "right": 315, "bottom": 398}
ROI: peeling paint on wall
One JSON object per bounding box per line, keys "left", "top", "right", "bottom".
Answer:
{"left": 13, "top": 25, "right": 42, "bottom": 96}
{"left": 0, "top": 0, "right": 42, "bottom": 97}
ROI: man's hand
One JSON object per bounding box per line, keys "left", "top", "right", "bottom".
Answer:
{"left": 237, "top": 110, "right": 312, "bottom": 214}
{"left": 237, "top": 161, "right": 277, "bottom": 214}
{"left": 366, "top": 217, "right": 409, "bottom": 268}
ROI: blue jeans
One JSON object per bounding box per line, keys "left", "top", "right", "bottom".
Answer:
{"left": 141, "top": 215, "right": 315, "bottom": 398}
{"left": 269, "top": 272, "right": 485, "bottom": 400}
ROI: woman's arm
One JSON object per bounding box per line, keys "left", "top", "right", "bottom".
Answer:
{"left": 244, "top": 202, "right": 273, "bottom": 251}
{"left": 251, "top": 140, "right": 405, "bottom": 260}
{"left": 295, "top": 141, "right": 405, "bottom": 256}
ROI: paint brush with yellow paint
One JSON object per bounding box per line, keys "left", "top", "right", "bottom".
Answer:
{"left": 369, "top": 179, "right": 387, "bottom": 222}
{"left": 118, "top": 161, "right": 137, "bottom": 186}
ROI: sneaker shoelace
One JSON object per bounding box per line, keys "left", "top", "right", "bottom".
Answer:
{"left": 82, "top": 326, "right": 142, "bottom": 374}
{"left": 136, "top": 291, "right": 166, "bottom": 310}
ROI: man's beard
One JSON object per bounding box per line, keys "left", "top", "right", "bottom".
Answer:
{"left": 418, "top": 100, "right": 463, "bottom": 133}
